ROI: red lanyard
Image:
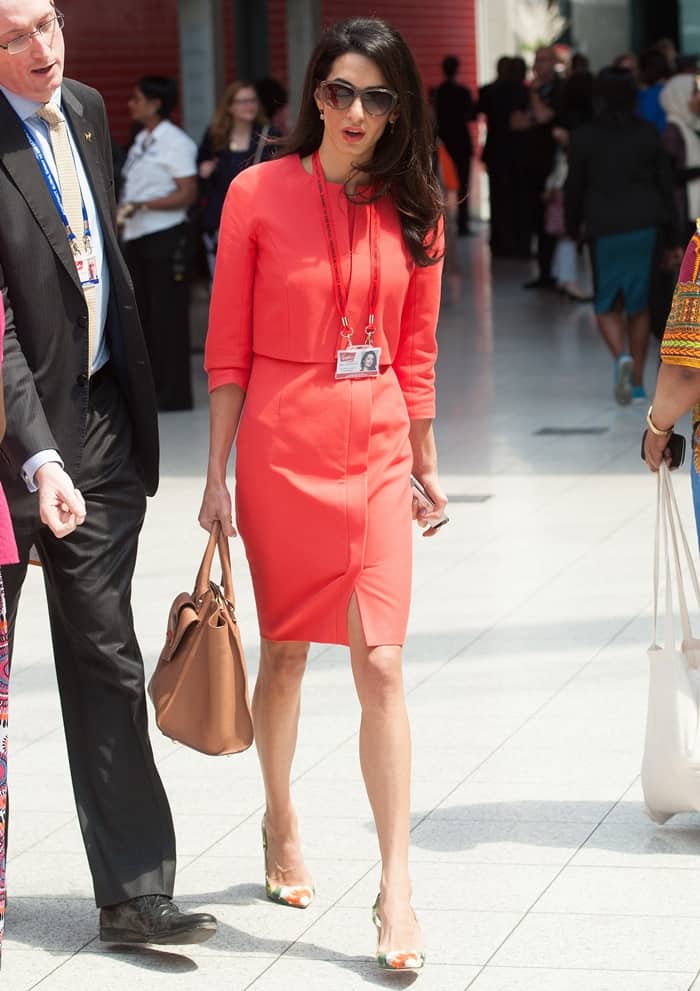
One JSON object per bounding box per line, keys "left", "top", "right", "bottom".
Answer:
{"left": 312, "top": 150, "right": 380, "bottom": 347}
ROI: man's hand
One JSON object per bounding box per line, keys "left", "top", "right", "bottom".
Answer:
{"left": 36, "top": 463, "right": 86, "bottom": 538}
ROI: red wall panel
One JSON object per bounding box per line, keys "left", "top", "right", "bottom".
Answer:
{"left": 58, "top": 1, "right": 477, "bottom": 144}
{"left": 320, "top": 1, "right": 477, "bottom": 96}
{"left": 223, "top": 1, "right": 236, "bottom": 85}
{"left": 268, "top": 0, "right": 288, "bottom": 84}
{"left": 62, "top": 0, "right": 182, "bottom": 145}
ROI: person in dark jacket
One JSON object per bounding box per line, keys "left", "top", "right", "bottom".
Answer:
{"left": 0, "top": 0, "right": 215, "bottom": 944}
{"left": 198, "top": 81, "right": 279, "bottom": 278}
{"left": 565, "top": 67, "right": 676, "bottom": 405}
{"left": 433, "top": 55, "right": 477, "bottom": 236}
{"left": 479, "top": 56, "right": 529, "bottom": 256}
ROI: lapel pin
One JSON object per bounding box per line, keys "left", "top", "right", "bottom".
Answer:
{"left": 84, "top": 131, "right": 93, "bottom": 142}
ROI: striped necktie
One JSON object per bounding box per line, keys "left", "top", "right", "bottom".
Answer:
{"left": 37, "top": 102, "right": 97, "bottom": 376}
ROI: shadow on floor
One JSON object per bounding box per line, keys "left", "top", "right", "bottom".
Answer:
{"left": 7, "top": 893, "right": 420, "bottom": 988}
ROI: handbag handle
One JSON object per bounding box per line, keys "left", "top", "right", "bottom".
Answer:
{"left": 193, "top": 521, "right": 237, "bottom": 608}
{"left": 652, "top": 465, "right": 700, "bottom": 648}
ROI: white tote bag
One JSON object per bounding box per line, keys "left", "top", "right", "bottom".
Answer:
{"left": 642, "top": 465, "right": 700, "bottom": 824}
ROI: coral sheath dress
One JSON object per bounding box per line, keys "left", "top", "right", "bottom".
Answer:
{"left": 205, "top": 155, "right": 443, "bottom": 645}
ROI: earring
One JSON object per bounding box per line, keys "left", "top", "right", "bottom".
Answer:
{"left": 389, "top": 119, "right": 395, "bottom": 132}
{"left": 319, "top": 111, "right": 324, "bottom": 120}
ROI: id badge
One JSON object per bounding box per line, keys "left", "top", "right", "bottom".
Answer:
{"left": 335, "top": 345, "right": 381, "bottom": 380}
{"left": 75, "top": 252, "right": 100, "bottom": 287}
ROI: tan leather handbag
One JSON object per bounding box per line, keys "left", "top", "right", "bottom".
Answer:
{"left": 148, "top": 523, "right": 254, "bottom": 756}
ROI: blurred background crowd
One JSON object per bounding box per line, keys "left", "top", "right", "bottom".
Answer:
{"left": 100, "top": 12, "right": 699, "bottom": 414}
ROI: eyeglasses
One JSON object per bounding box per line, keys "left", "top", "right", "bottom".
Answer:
{"left": 0, "top": 10, "right": 64, "bottom": 55}
{"left": 318, "top": 80, "right": 398, "bottom": 118}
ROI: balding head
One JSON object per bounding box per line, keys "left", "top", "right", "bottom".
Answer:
{"left": 0, "top": 0, "right": 64, "bottom": 103}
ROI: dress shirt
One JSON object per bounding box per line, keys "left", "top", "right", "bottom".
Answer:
{"left": 1, "top": 84, "right": 111, "bottom": 490}
{"left": 120, "top": 119, "right": 197, "bottom": 242}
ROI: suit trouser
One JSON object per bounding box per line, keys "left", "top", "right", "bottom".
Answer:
{"left": 443, "top": 141, "right": 472, "bottom": 234}
{"left": 527, "top": 176, "right": 556, "bottom": 281}
{"left": 124, "top": 223, "right": 193, "bottom": 411}
{"left": 487, "top": 163, "right": 516, "bottom": 255}
{"left": 3, "top": 371, "right": 176, "bottom": 907}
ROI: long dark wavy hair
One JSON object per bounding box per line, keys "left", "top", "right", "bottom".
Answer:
{"left": 281, "top": 18, "right": 443, "bottom": 267}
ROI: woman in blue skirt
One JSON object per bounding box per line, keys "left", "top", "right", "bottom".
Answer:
{"left": 566, "top": 67, "right": 676, "bottom": 405}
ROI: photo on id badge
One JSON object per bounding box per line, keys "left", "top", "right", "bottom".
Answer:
{"left": 335, "top": 346, "right": 381, "bottom": 379}
{"left": 76, "top": 253, "right": 99, "bottom": 286}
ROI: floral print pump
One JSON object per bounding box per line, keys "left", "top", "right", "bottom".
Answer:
{"left": 372, "top": 894, "right": 426, "bottom": 971}
{"left": 261, "top": 819, "right": 315, "bottom": 909}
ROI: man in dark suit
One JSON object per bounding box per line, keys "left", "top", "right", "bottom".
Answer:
{"left": 433, "top": 55, "right": 477, "bottom": 236}
{"left": 479, "top": 56, "right": 529, "bottom": 257}
{"left": 0, "top": 0, "right": 216, "bottom": 945}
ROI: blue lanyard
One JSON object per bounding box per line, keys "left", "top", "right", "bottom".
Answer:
{"left": 23, "top": 120, "right": 91, "bottom": 256}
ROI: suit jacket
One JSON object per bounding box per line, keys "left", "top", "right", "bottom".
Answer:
{"left": 0, "top": 78, "right": 159, "bottom": 522}
{"left": 433, "top": 80, "right": 476, "bottom": 160}
{"left": 565, "top": 116, "right": 675, "bottom": 242}
{"left": 478, "top": 79, "right": 528, "bottom": 168}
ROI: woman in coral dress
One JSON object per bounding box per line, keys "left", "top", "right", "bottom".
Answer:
{"left": 199, "top": 17, "right": 446, "bottom": 970}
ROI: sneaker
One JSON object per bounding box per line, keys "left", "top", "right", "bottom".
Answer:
{"left": 614, "top": 354, "right": 633, "bottom": 405}
{"left": 631, "top": 385, "right": 647, "bottom": 406}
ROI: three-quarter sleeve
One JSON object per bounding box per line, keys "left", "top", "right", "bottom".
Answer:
{"left": 393, "top": 227, "right": 444, "bottom": 419}
{"left": 660, "top": 226, "right": 700, "bottom": 369}
{"left": 204, "top": 173, "right": 258, "bottom": 392}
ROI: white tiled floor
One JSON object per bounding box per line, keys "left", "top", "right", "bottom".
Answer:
{"left": 7, "top": 229, "right": 700, "bottom": 989}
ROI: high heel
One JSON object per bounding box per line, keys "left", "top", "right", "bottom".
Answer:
{"left": 261, "top": 819, "right": 315, "bottom": 909}
{"left": 372, "top": 894, "right": 425, "bottom": 971}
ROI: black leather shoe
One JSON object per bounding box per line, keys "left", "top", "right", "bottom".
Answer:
{"left": 99, "top": 895, "right": 217, "bottom": 945}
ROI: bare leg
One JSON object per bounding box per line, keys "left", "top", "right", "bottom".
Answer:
{"left": 252, "top": 638, "right": 314, "bottom": 889}
{"left": 628, "top": 308, "right": 651, "bottom": 388}
{"left": 596, "top": 311, "right": 627, "bottom": 359}
{"left": 347, "top": 595, "right": 422, "bottom": 955}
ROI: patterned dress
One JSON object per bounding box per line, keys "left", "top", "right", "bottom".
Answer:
{"left": 659, "top": 219, "right": 700, "bottom": 546}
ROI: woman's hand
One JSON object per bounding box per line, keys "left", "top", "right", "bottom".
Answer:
{"left": 199, "top": 159, "right": 218, "bottom": 180}
{"left": 411, "top": 471, "right": 449, "bottom": 537}
{"left": 198, "top": 481, "right": 237, "bottom": 537}
{"left": 644, "top": 430, "right": 674, "bottom": 472}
